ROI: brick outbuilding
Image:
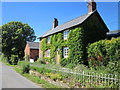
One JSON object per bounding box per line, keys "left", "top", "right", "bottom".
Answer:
{"left": 24, "top": 41, "right": 39, "bottom": 61}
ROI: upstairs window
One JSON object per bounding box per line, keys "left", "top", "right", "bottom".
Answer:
{"left": 45, "top": 49, "right": 50, "bottom": 57}
{"left": 63, "top": 47, "right": 69, "bottom": 58}
{"left": 63, "top": 30, "right": 69, "bottom": 40}
{"left": 47, "top": 36, "right": 50, "bottom": 43}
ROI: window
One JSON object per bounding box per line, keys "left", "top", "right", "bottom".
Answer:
{"left": 63, "top": 47, "right": 69, "bottom": 58}
{"left": 47, "top": 36, "right": 50, "bottom": 43}
{"left": 46, "top": 49, "right": 50, "bottom": 57}
{"left": 63, "top": 30, "right": 69, "bottom": 40}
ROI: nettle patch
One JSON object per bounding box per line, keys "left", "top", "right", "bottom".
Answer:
{"left": 40, "top": 27, "right": 87, "bottom": 67}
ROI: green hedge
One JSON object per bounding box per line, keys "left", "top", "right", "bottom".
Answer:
{"left": 87, "top": 37, "right": 120, "bottom": 74}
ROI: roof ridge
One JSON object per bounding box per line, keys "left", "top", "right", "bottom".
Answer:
{"left": 58, "top": 10, "right": 97, "bottom": 27}
{"left": 60, "top": 13, "right": 89, "bottom": 26}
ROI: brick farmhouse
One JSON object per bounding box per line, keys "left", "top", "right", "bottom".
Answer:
{"left": 24, "top": 41, "right": 39, "bottom": 61}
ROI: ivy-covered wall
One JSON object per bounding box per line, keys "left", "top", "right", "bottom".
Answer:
{"left": 40, "top": 32, "right": 68, "bottom": 64}
{"left": 40, "top": 14, "right": 107, "bottom": 66}
{"left": 40, "top": 27, "right": 86, "bottom": 66}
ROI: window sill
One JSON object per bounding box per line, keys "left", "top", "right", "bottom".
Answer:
{"left": 64, "top": 38, "right": 68, "bottom": 40}
{"left": 64, "top": 56, "right": 68, "bottom": 58}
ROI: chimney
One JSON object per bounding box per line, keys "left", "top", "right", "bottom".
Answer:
{"left": 52, "top": 18, "right": 58, "bottom": 29}
{"left": 88, "top": 0, "right": 96, "bottom": 13}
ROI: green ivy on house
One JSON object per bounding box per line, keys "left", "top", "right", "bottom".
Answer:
{"left": 68, "top": 27, "right": 86, "bottom": 65}
{"left": 40, "top": 26, "right": 88, "bottom": 67}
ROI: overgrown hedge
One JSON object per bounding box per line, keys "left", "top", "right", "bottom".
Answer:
{"left": 87, "top": 37, "right": 120, "bottom": 74}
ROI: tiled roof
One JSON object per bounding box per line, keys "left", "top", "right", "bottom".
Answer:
{"left": 27, "top": 41, "right": 39, "bottom": 49}
{"left": 40, "top": 10, "right": 97, "bottom": 38}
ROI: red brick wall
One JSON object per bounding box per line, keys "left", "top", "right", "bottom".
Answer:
{"left": 39, "top": 41, "right": 42, "bottom": 58}
{"left": 24, "top": 44, "right": 30, "bottom": 56}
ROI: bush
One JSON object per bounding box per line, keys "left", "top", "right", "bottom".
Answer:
{"left": 24, "top": 54, "right": 29, "bottom": 61}
{"left": 9, "top": 55, "right": 19, "bottom": 65}
{"left": 87, "top": 37, "right": 120, "bottom": 73}
{"left": 45, "top": 72, "right": 63, "bottom": 81}
{"left": 60, "top": 58, "right": 69, "bottom": 67}
{"left": 0, "top": 53, "right": 8, "bottom": 63}
{"left": 36, "top": 58, "right": 41, "bottom": 63}
{"left": 106, "top": 61, "right": 120, "bottom": 75}
{"left": 18, "top": 61, "right": 30, "bottom": 74}
{"left": 30, "top": 66, "right": 52, "bottom": 75}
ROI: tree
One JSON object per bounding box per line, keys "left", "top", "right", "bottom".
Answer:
{"left": 1, "top": 21, "right": 36, "bottom": 60}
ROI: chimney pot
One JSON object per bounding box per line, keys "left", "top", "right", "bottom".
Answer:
{"left": 52, "top": 18, "right": 58, "bottom": 29}
{"left": 88, "top": 0, "right": 96, "bottom": 13}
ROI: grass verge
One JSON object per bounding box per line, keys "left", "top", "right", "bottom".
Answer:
{"left": 14, "top": 66, "right": 60, "bottom": 88}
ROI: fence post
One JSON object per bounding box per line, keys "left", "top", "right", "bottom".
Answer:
{"left": 95, "top": 73, "right": 98, "bottom": 87}
{"left": 83, "top": 71, "right": 84, "bottom": 86}
{"left": 108, "top": 74, "right": 111, "bottom": 87}
{"left": 104, "top": 74, "right": 107, "bottom": 87}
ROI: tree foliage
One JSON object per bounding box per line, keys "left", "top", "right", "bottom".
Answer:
{"left": 2, "top": 21, "right": 36, "bottom": 59}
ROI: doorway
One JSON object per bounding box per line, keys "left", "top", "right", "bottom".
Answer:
{"left": 56, "top": 49, "right": 60, "bottom": 64}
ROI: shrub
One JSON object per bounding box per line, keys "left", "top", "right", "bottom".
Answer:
{"left": 106, "top": 61, "right": 120, "bottom": 75}
{"left": 30, "top": 66, "right": 51, "bottom": 74}
{"left": 60, "top": 58, "right": 69, "bottom": 67}
{"left": 87, "top": 37, "right": 120, "bottom": 72}
{"left": 45, "top": 72, "right": 63, "bottom": 81}
{"left": 73, "top": 64, "right": 88, "bottom": 72}
{"left": 9, "top": 55, "right": 18, "bottom": 65}
{"left": 0, "top": 53, "right": 8, "bottom": 63}
{"left": 36, "top": 58, "right": 42, "bottom": 63}
{"left": 18, "top": 61, "right": 30, "bottom": 74}
{"left": 24, "top": 54, "right": 29, "bottom": 61}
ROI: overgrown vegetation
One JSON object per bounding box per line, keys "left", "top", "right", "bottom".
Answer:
{"left": 0, "top": 53, "right": 8, "bottom": 63}
{"left": 29, "top": 63, "right": 119, "bottom": 88}
{"left": 87, "top": 37, "right": 120, "bottom": 75}
{"left": 9, "top": 55, "right": 19, "bottom": 65}
{"left": 15, "top": 61, "right": 59, "bottom": 88}
{"left": 24, "top": 54, "right": 30, "bottom": 61}
{"left": 17, "top": 61, "right": 30, "bottom": 74}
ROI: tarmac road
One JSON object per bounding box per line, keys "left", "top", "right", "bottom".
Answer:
{"left": 1, "top": 62, "right": 41, "bottom": 88}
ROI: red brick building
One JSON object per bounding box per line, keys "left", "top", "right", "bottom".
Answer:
{"left": 24, "top": 41, "right": 39, "bottom": 61}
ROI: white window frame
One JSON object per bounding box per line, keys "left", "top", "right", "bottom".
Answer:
{"left": 63, "top": 47, "right": 69, "bottom": 58}
{"left": 63, "top": 30, "right": 69, "bottom": 40}
{"left": 46, "top": 49, "right": 50, "bottom": 57}
{"left": 47, "top": 36, "right": 50, "bottom": 43}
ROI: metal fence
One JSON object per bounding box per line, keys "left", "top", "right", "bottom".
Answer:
{"left": 31, "top": 64, "right": 120, "bottom": 88}
{"left": 48, "top": 68, "right": 120, "bottom": 88}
